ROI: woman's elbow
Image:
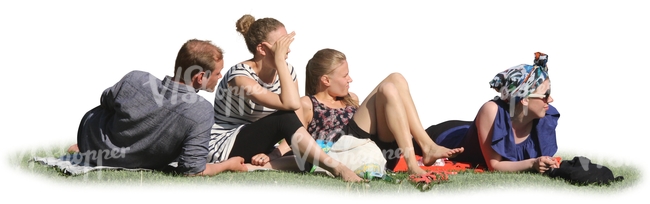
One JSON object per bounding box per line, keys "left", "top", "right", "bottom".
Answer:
{"left": 284, "top": 97, "right": 302, "bottom": 110}
{"left": 275, "top": 100, "right": 301, "bottom": 111}
{"left": 485, "top": 159, "right": 503, "bottom": 172}
{"left": 284, "top": 102, "right": 301, "bottom": 111}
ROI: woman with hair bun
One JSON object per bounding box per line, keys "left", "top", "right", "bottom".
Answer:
{"left": 207, "top": 15, "right": 364, "bottom": 182}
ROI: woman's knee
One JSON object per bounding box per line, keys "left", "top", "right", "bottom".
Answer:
{"left": 272, "top": 111, "right": 304, "bottom": 142}
{"left": 377, "top": 82, "right": 399, "bottom": 99}
{"left": 385, "top": 72, "right": 408, "bottom": 86}
{"left": 276, "top": 111, "right": 302, "bottom": 125}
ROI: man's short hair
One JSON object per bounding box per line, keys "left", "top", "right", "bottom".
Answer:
{"left": 174, "top": 39, "right": 224, "bottom": 83}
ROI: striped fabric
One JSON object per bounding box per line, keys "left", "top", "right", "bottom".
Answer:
{"left": 207, "top": 62, "right": 297, "bottom": 163}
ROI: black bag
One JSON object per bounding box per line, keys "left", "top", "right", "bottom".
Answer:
{"left": 544, "top": 156, "right": 624, "bottom": 186}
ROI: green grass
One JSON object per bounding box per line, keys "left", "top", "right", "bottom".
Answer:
{"left": 7, "top": 144, "right": 642, "bottom": 194}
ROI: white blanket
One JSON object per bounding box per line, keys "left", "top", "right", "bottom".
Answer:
{"left": 31, "top": 154, "right": 271, "bottom": 176}
{"left": 30, "top": 153, "right": 159, "bottom": 176}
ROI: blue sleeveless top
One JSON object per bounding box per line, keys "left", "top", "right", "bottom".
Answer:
{"left": 434, "top": 99, "right": 560, "bottom": 166}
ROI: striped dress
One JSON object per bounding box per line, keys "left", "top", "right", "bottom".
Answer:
{"left": 207, "top": 62, "right": 297, "bottom": 163}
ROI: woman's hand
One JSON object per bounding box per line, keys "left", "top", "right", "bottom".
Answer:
{"left": 548, "top": 157, "right": 560, "bottom": 168}
{"left": 532, "top": 156, "right": 558, "bottom": 173}
{"left": 261, "top": 31, "right": 295, "bottom": 63}
{"left": 251, "top": 153, "right": 270, "bottom": 166}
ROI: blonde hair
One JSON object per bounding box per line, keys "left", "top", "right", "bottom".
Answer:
{"left": 235, "top": 14, "right": 285, "bottom": 54}
{"left": 305, "top": 48, "right": 359, "bottom": 108}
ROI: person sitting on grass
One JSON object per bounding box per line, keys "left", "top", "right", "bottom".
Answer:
{"left": 206, "top": 15, "right": 364, "bottom": 182}
{"left": 425, "top": 52, "right": 559, "bottom": 173}
{"left": 294, "top": 48, "right": 464, "bottom": 176}
{"left": 67, "top": 39, "right": 248, "bottom": 176}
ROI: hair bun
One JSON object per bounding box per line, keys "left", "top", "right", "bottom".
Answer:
{"left": 236, "top": 14, "right": 255, "bottom": 35}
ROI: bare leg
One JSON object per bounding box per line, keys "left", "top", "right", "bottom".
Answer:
{"left": 353, "top": 73, "right": 464, "bottom": 175}
{"left": 289, "top": 127, "right": 364, "bottom": 182}
{"left": 374, "top": 82, "right": 427, "bottom": 175}
{"left": 243, "top": 106, "right": 329, "bottom": 173}
{"left": 384, "top": 73, "right": 464, "bottom": 165}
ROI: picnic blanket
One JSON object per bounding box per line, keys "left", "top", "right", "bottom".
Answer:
{"left": 31, "top": 153, "right": 486, "bottom": 176}
{"left": 392, "top": 155, "right": 486, "bottom": 173}
{"left": 30, "top": 153, "right": 159, "bottom": 176}
{"left": 31, "top": 153, "right": 280, "bottom": 176}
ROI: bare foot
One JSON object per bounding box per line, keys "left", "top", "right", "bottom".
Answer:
{"left": 336, "top": 166, "right": 365, "bottom": 182}
{"left": 422, "top": 146, "right": 464, "bottom": 166}
{"left": 408, "top": 166, "right": 428, "bottom": 176}
{"left": 67, "top": 144, "right": 79, "bottom": 154}
{"left": 223, "top": 157, "right": 248, "bottom": 172}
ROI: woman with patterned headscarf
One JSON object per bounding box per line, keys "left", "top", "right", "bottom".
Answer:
{"left": 425, "top": 52, "right": 560, "bottom": 173}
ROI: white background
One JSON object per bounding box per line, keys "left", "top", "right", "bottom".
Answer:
{"left": 1, "top": 0, "right": 647, "bottom": 203}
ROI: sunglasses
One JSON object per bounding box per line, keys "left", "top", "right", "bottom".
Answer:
{"left": 527, "top": 89, "right": 551, "bottom": 102}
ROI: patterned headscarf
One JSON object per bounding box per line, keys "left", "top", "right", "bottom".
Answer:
{"left": 489, "top": 52, "right": 549, "bottom": 116}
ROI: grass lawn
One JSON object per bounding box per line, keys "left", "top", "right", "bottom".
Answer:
{"left": 7, "top": 144, "right": 642, "bottom": 195}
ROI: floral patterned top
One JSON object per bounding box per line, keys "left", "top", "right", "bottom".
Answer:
{"left": 306, "top": 95, "right": 356, "bottom": 144}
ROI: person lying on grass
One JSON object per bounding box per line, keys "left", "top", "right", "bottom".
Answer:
{"left": 288, "top": 48, "right": 464, "bottom": 176}
{"left": 425, "top": 52, "right": 559, "bottom": 173}
{"left": 205, "top": 15, "right": 364, "bottom": 182}
{"left": 67, "top": 39, "right": 247, "bottom": 176}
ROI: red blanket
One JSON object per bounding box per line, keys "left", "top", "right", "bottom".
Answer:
{"left": 392, "top": 156, "right": 563, "bottom": 173}
{"left": 392, "top": 155, "right": 486, "bottom": 173}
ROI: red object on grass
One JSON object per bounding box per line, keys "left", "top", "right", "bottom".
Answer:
{"left": 392, "top": 155, "right": 486, "bottom": 173}
{"left": 409, "top": 170, "right": 451, "bottom": 184}
{"left": 393, "top": 155, "right": 562, "bottom": 174}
